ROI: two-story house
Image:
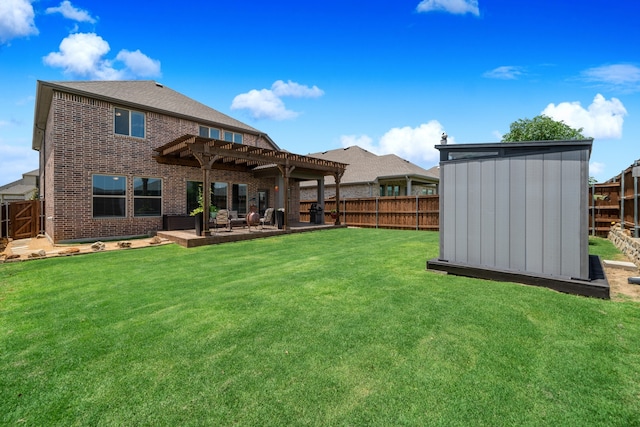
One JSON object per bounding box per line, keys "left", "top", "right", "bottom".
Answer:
{"left": 32, "top": 80, "right": 346, "bottom": 242}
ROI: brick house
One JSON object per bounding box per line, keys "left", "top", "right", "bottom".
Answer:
{"left": 32, "top": 80, "right": 346, "bottom": 242}
{"left": 300, "top": 145, "right": 439, "bottom": 200}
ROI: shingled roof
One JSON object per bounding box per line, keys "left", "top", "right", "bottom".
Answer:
{"left": 303, "top": 145, "right": 439, "bottom": 186}
{"left": 33, "top": 80, "right": 272, "bottom": 150}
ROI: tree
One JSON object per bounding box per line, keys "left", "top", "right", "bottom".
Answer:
{"left": 502, "top": 114, "right": 587, "bottom": 142}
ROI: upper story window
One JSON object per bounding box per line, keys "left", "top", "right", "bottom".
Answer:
{"left": 224, "top": 131, "right": 243, "bottom": 144}
{"left": 115, "top": 107, "right": 145, "bottom": 138}
{"left": 199, "top": 126, "right": 220, "bottom": 139}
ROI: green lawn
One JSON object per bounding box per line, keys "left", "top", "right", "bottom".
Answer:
{"left": 1, "top": 229, "right": 640, "bottom": 426}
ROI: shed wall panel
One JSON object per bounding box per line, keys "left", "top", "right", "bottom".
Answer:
{"left": 494, "top": 158, "right": 510, "bottom": 269}
{"left": 579, "top": 149, "right": 590, "bottom": 278}
{"left": 525, "top": 155, "right": 544, "bottom": 273}
{"left": 509, "top": 157, "right": 526, "bottom": 271}
{"left": 442, "top": 164, "right": 456, "bottom": 261}
{"left": 480, "top": 160, "right": 496, "bottom": 266}
{"left": 467, "top": 161, "right": 482, "bottom": 265}
{"left": 560, "top": 150, "right": 581, "bottom": 278}
{"left": 542, "top": 153, "right": 562, "bottom": 275}
{"left": 454, "top": 164, "right": 468, "bottom": 263}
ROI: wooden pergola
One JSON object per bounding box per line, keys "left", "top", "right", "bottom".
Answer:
{"left": 155, "top": 134, "right": 347, "bottom": 235}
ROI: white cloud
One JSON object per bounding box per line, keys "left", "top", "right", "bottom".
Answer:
{"left": 115, "top": 49, "right": 161, "bottom": 77}
{"left": 43, "top": 32, "right": 110, "bottom": 76}
{"left": 231, "top": 80, "right": 324, "bottom": 120}
{"left": 581, "top": 64, "right": 640, "bottom": 93}
{"left": 43, "top": 32, "right": 161, "bottom": 80}
{"left": 483, "top": 66, "right": 524, "bottom": 80}
{"left": 0, "top": 0, "right": 38, "bottom": 44}
{"left": 272, "top": 80, "right": 324, "bottom": 98}
{"left": 416, "top": 0, "right": 479, "bottom": 16}
{"left": 45, "top": 1, "right": 96, "bottom": 23}
{"left": 542, "top": 94, "right": 627, "bottom": 139}
{"left": 341, "top": 121, "right": 451, "bottom": 166}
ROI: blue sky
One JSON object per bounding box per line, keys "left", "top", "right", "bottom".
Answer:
{"left": 1, "top": 0, "right": 638, "bottom": 185}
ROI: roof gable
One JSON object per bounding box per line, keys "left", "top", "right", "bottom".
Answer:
{"left": 33, "top": 80, "right": 275, "bottom": 150}
{"left": 305, "top": 146, "right": 438, "bottom": 185}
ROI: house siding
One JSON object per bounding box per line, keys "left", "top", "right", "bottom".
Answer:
{"left": 43, "top": 89, "right": 277, "bottom": 242}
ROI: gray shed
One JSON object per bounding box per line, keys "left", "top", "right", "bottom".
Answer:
{"left": 427, "top": 140, "right": 609, "bottom": 298}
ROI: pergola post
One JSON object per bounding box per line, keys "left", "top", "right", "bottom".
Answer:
{"left": 317, "top": 178, "right": 325, "bottom": 224}
{"left": 334, "top": 171, "right": 344, "bottom": 225}
{"left": 277, "top": 162, "right": 296, "bottom": 230}
{"left": 191, "top": 141, "right": 218, "bottom": 236}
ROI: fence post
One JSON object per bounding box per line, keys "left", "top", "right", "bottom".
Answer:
{"left": 635, "top": 165, "right": 639, "bottom": 238}
{"left": 375, "top": 197, "right": 379, "bottom": 229}
{"left": 621, "top": 170, "right": 625, "bottom": 231}
{"left": 1, "top": 202, "right": 6, "bottom": 238}
{"left": 416, "top": 195, "right": 419, "bottom": 231}
{"left": 590, "top": 184, "right": 594, "bottom": 236}
{"left": 342, "top": 199, "right": 346, "bottom": 225}
{"left": 39, "top": 200, "right": 45, "bottom": 235}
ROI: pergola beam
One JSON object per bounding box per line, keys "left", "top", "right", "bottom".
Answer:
{"left": 155, "top": 135, "right": 346, "bottom": 175}
{"left": 154, "top": 134, "right": 348, "bottom": 232}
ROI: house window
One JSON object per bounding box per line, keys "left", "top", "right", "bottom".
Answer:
{"left": 115, "top": 107, "right": 145, "bottom": 138}
{"left": 213, "top": 182, "right": 228, "bottom": 210}
{"left": 93, "top": 174, "right": 126, "bottom": 218}
{"left": 186, "top": 181, "right": 228, "bottom": 215}
{"left": 380, "top": 185, "right": 402, "bottom": 197}
{"left": 223, "top": 131, "right": 243, "bottom": 144}
{"left": 199, "top": 126, "right": 220, "bottom": 139}
{"left": 232, "top": 183, "right": 247, "bottom": 215}
{"left": 134, "top": 177, "right": 162, "bottom": 217}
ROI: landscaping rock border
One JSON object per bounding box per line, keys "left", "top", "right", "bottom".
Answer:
{"left": 609, "top": 224, "right": 640, "bottom": 268}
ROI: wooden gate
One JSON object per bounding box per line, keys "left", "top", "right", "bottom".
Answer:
{"left": 9, "top": 200, "right": 40, "bottom": 239}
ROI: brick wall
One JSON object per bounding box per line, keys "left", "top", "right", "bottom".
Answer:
{"left": 44, "top": 90, "right": 279, "bottom": 242}
{"left": 301, "top": 183, "right": 379, "bottom": 201}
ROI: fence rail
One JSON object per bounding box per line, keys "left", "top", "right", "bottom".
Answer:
{"left": 300, "top": 195, "right": 439, "bottom": 231}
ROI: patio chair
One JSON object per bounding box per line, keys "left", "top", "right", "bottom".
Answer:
{"left": 214, "top": 209, "right": 231, "bottom": 233}
{"left": 229, "top": 210, "right": 247, "bottom": 229}
{"left": 260, "top": 208, "right": 274, "bottom": 230}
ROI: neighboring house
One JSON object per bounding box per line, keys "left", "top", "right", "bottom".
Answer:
{"left": 300, "top": 145, "right": 439, "bottom": 200}
{"left": 0, "top": 169, "right": 39, "bottom": 203}
{"left": 32, "top": 80, "right": 346, "bottom": 242}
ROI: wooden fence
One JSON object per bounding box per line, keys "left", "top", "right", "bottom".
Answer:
{"left": 300, "top": 195, "right": 440, "bottom": 231}
{"left": 0, "top": 200, "right": 45, "bottom": 239}
{"left": 589, "top": 162, "right": 640, "bottom": 237}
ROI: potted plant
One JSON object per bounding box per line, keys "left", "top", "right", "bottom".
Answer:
{"left": 330, "top": 209, "right": 338, "bottom": 220}
{"left": 190, "top": 189, "right": 217, "bottom": 235}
